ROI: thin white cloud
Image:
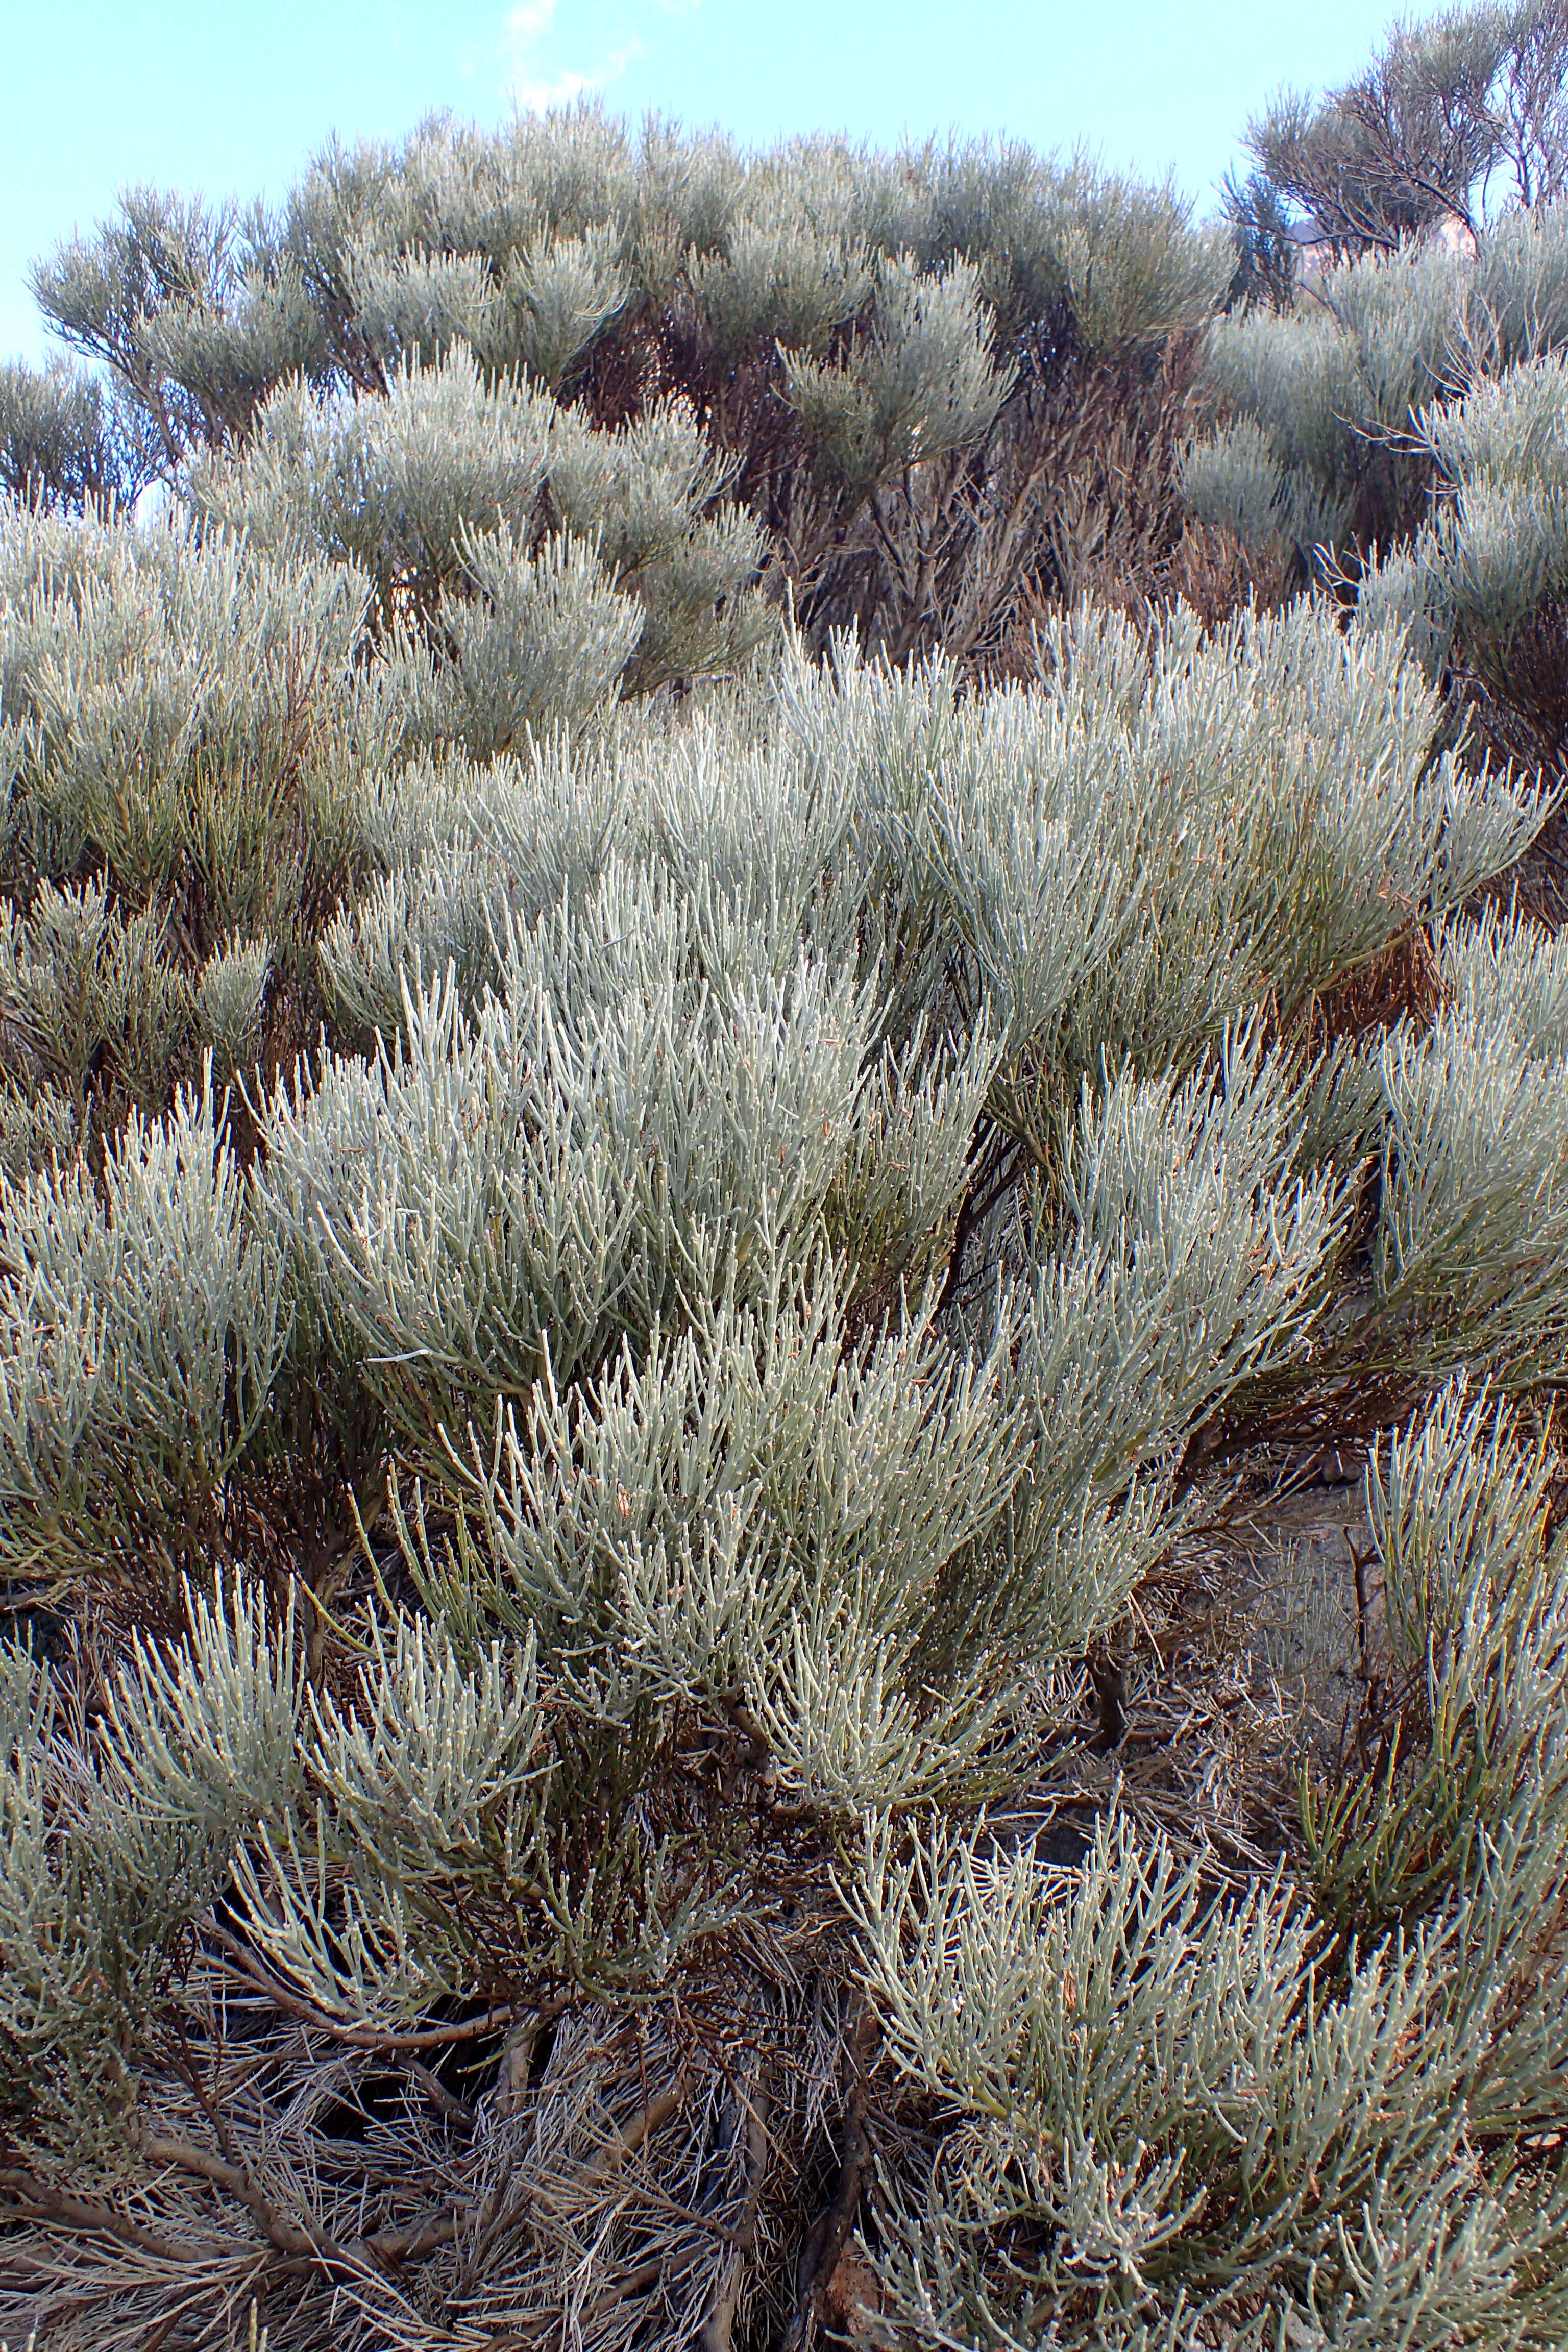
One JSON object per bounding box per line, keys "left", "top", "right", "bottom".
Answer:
{"left": 503, "top": 0, "right": 575, "bottom": 111}
{"left": 505, "top": 0, "right": 560, "bottom": 39}
{"left": 511, "top": 65, "right": 598, "bottom": 111}
{"left": 501, "top": 3, "right": 669, "bottom": 117}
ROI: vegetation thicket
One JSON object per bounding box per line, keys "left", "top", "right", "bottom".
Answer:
{"left": 6, "top": 7, "right": 1568, "bottom": 2346}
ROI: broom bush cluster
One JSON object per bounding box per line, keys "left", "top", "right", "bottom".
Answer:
{"left": 4, "top": 15, "right": 1568, "bottom": 2344}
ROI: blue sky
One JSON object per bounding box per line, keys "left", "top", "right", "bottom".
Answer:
{"left": 3, "top": 1, "right": 1388, "bottom": 364}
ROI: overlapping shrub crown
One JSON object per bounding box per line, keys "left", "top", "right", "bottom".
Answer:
{"left": 5, "top": 34, "right": 1568, "bottom": 2352}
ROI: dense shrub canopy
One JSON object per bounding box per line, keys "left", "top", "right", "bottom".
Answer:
{"left": 5, "top": 12, "right": 1568, "bottom": 2350}
{"left": 1183, "top": 170, "right": 1568, "bottom": 838}
{"left": 2, "top": 110, "right": 1236, "bottom": 666}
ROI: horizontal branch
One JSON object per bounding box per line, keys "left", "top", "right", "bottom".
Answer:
{"left": 0, "top": 2169, "right": 198, "bottom": 2266}
{"left": 205, "top": 1918, "right": 536, "bottom": 2050}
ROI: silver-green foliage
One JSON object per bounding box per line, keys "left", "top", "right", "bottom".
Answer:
{"left": 1415, "top": 353, "right": 1568, "bottom": 657}
{"left": 34, "top": 113, "right": 1227, "bottom": 445}
{"left": 1439, "top": 896, "right": 1568, "bottom": 1054}
{"left": 0, "top": 357, "right": 154, "bottom": 511}
{"left": 20, "top": 112, "right": 1236, "bottom": 690}
{"left": 1177, "top": 414, "right": 1351, "bottom": 561}
{"left": 346, "top": 223, "right": 630, "bottom": 389}
{"left": 1371, "top": 1003, "right": 1568, "bottom": 1383}
{"left": 0, "top": 1073, "right": 290, "bottom": 1581}
{"left": 1302, "top": 1379, "right": 1568, "bottom": 1944}
{"left": 783, "top": 255, "right": 1014, "bottom": 493}
{"left": 1184, "top": 202, "right": 1568, "bottom": 595}
{"left": 855, "top": 1798, "right": 1568, "bottom": 2347}
{"left": 0, "top": 499, "right": 370, "bottom": 918}
{"left": 4, "top": 306, "right": 1568, "bottom": 2339}
{"left": 0, "top": 1602, "right": 284, "bottom": 2169}
{"left": 1183, "top": 215, "right": 1568, "bottom": 760}
{"left": 188, "top": 347, "right": 772, "bottom": 695}
{"left": 887, "top": 597, "right": 1542, "bottom": 1138}
{"left": 852, "top": 1385, "right": 1568, "bottom": 2348}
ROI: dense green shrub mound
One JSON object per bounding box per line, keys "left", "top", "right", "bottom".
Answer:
{"left": 5, "top": 14, "right": 1568, "bottom": 2347}
{"left": 1, "top": 107, "right": 1238, "bottom": 668}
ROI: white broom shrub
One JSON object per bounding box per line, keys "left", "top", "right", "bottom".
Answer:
{"left": 4, "top": 90, "right": 1568, "bottom": 2352}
